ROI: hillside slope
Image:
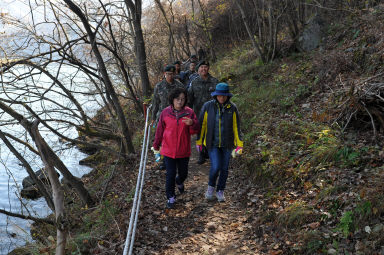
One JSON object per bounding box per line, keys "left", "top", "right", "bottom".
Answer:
{"left": 19, "top": 5, "right": 384, "bottom": 255}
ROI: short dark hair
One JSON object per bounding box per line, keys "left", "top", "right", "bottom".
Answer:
{"left": 173, "top": 60, "right": 181, "bottom": 65}
{"left": 168, "top": 88, "right": 188, "bottom": 108}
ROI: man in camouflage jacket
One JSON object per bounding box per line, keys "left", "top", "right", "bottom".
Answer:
{"left": 187, "top": 60, "right": 218, "bottom": 164}
{"left": 188, "top": 60, "right": 218, "bottom": 121}
{"left": 152, "top": 64, "right": 185, "bottom": 123}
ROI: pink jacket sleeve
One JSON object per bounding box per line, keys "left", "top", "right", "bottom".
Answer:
{"left": 189, "top": 110, "right": 200, "bottom": 135}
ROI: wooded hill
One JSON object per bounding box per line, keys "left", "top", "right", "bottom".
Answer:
{"left": 2, "top": 1, "right": 384, "bottom": 254}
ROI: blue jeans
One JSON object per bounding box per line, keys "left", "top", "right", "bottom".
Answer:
{"left": 164, "top": 156, "right": 189, "bottom": 199}
{"left": 208, "top": 147, "right": 232, "bottom": 191}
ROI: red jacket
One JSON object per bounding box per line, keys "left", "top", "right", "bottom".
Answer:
{"left": 153, "top": 106, "right": 199, "bottom": 158}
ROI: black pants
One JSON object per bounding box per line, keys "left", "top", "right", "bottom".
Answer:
{"left": 164, "top": 156, "right": 189, "bottom": 199}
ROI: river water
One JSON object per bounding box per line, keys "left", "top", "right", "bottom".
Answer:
{"left": 0, "top": 64, "right": 100, "bottom": 254}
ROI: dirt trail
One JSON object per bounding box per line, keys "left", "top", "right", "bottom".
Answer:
{"left": 132, "top": 148, "right": 259, "bottom": 255}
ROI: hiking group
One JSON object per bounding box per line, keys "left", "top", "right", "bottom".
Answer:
{"left": 151, "top": 53, "right": 243, "bottom": 209}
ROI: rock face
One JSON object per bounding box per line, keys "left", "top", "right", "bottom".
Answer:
{"left": 298, "top": 15, "right": 325, "bottom": 52}
{"left": 20, "top": 186, "right": 41, "bottom": 200}
{"left": 20, "top": 169, "right": 60, "bottom": 199}
{"left": 61, "top": 176, "right": 83, "bottom": 188}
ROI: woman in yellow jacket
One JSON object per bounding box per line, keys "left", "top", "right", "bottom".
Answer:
{"left": 196, "top": 83, "right": 243, "bottom": 202}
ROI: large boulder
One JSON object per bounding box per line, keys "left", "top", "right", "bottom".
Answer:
{"left": 61, "top": 176, "right": 83, "bottom": 188}
{"left": 22, "top": 169, "right": 60, "bottom": 189}
{"left": 20, "top": 186, "right": 40, "bottom": 200}
{"left": 20, "top": 169, "right": 60, "bottom": 200}
{"left": 298, "top": 15, "right": 326, "bottom": 52}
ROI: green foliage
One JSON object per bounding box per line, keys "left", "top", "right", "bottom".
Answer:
{"left": 355, "top": 200, "right": 372, "bottom": 221}
{"left": 299, "top": 230, "right": 328, "bottom": 254}
{"left": 335, "top": 146, "right": 360, "bottom": 166}
{"left": 308, "top": 129, "right": 340, "bottom": 166}
{"left": 327, "top": 199, "right": 344, "bottom": 218}
{"left": 306, "top": 238, "right": 325, "bottom": 253}
{"left": 77, "top": 198, "right": 119, "bottom": 245}
{"left": 337, "top": 211, "right": 354, "bottom": 237}
{"left": 334, "top": 200, "right": 372, "bottom": 238}
{"left": 277, "top": 202, "right": 318, "bottom": 228}
{"left": 133, "top": 128, "right": 144, "bottom": 148}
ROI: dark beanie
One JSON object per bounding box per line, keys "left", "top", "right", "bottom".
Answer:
{"left": 164, "top": 64, "right": 176, "bottom": 72}
{"left": 196, "top": 60, "right": 209, "bottom": 70}
{"left": 173, "top": 60, "right": 181, "bottom": 65}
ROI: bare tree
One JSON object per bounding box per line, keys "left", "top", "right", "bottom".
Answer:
{"left": 154, "top": 0, "right": 177, "bottom": 62}
{"left": 63, "top": 0, "right": 135, "bottom": 154}
{"left": 124, "top": 0, "right": 152, "bottom": 98}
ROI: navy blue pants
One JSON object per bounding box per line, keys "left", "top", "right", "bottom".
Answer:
{"left": 164, "top": 156, "right": 189, "bottom": 199}
{"left": 208, "top": 147, "right": 232, "bottom": 191}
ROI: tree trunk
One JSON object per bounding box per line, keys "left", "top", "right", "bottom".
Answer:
{"left": 197, "top": 0, "right": 215, "bottom": 61}
{"left": 30, "top": 121, "right": 67, "bottom": 255}
{"left": 0, "top": 101, "right": 94, "bottom": 206}
{"left": 235, "top": 0, "right": 264, "bottom": 63}
{"left": 64, "top": 0, "right": 135, "bottom": 154}
{"left": 124, "top": 0, "right": 152, "bottom": 99}
{"left": 0, "top": 130, "right": 55, "bottom": 210}
{"left": 154, "top": 0, "right": 176, "bottom": 62}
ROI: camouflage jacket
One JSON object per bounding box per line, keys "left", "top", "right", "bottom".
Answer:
{"left": 152, "top": 79, "right": 185, "bottom": 122}
{"left": 187, "top": 74, "right": 218, "bottom": 116}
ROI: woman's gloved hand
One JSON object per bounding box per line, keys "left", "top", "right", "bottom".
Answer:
{"left": 151, "top": 147, "right": 161, "bottom": 162}
{"left": 231, "top": 146, "right": 243, "bottom": 158}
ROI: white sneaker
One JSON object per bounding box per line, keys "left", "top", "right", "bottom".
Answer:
{"left": 216, "top": 190, "right": 225, "bottom": 202}
{"left": 205, "top": 185, "right": 215, "bottom": 200}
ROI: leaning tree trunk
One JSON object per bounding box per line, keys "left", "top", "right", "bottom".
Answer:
{"left": 30, "top": 121, "right": 67, "bottom": 255}
{"left": 234, "top": 0, "right": 264, "bottom": 63}
{"left": 0, "top": 130, "right": 55, "bottom": 210}
{"left": 0, "top": 101, "right": 94, "bottom": 206}
{"left": 64, "top": 0, "right": 135, "bottom": 154}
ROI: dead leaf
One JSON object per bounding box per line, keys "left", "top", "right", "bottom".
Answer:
{"left": 308, "top": 222, "right": 320, "bottom": 229}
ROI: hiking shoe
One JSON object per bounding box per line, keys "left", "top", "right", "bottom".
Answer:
{"left": 216, "top": 190, "right": 225, "bottom": 202}
{"left": 166, "top": 197, "right": 175, "bottom": 209}
{"left": 177, "top": 184, "right": 185, "bottom": 194}
{"left": 205, "top": 185, "right": 215, "bottom": 200}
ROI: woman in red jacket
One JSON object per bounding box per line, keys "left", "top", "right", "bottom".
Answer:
{"left": 153, "top": 88, "right": 199, "bottom": 209}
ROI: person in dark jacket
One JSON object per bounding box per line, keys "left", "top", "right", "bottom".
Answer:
{"left": 180, "top": 61, "right": 197, "bottom": 87}
{"left": 188, "top": 60, "right": 218, "bottom": 164}
{"left": 198, "top": 47, "right": 206, "bottom": 61}
{"left": 173, "top": 60, "right": 182, "bottom": 81}
{"left": 153, "top": 88, "right": 200, "bottom": 209}
{"left": 182, "top": 54, "right": 198, "bottom": 71}
{"left": 196, "top": 83, "right": 243, "bottom": 202}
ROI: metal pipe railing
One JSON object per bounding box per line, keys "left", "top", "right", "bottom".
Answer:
{"left": 123, "top": 104, "right": 152, "bottom": 255}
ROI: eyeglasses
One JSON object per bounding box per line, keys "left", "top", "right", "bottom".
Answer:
{"left": 174, "top": 97, "right": 186, "bottom": 101}
{"left": 165, "top": 72, "right": 174, "bottom": 76}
